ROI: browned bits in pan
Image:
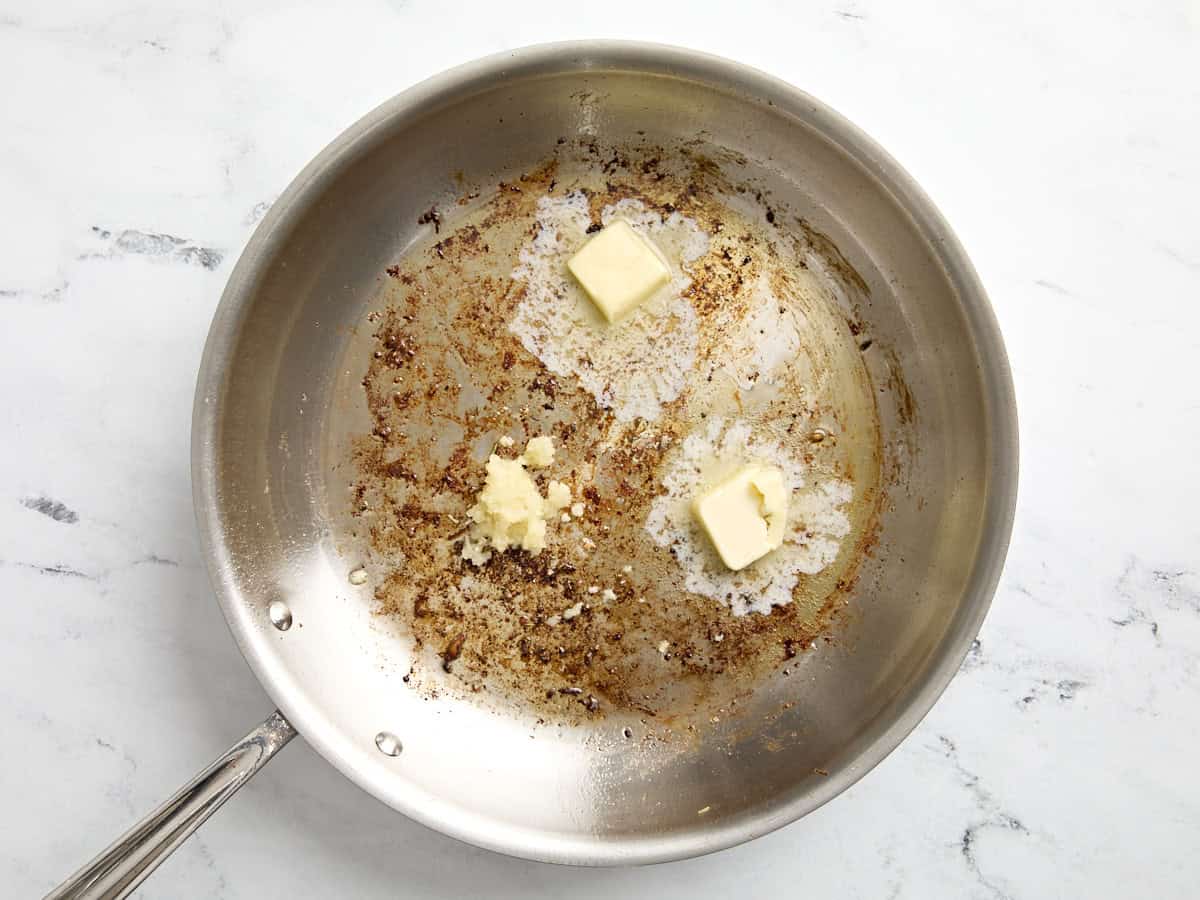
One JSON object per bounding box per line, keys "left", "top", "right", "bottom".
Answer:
{"left": 441, "top": 633, "right": 466, "bottom": 672}
{"left": 344, "top": 139, "right": 885, "bottom": 729}
{"left": 418, "top": 206, "right": 442, "bottom": 233}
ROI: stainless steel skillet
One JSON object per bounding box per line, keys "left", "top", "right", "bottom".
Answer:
{"left": 49, "top": 40, "right": 1017, "bottom": 897}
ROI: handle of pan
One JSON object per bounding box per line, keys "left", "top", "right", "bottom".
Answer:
{"left": 46, "top": 711, "right": 296, "bottom": 900}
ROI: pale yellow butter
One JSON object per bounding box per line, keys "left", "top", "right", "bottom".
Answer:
{"left": 692, "top": 464, "right": 788, "bottom": 571}
{"left": 461, "top": 436, "right": 571, "bottom": 565}
{"left": 566, "top": 220, "right": 670, "bottom": 323}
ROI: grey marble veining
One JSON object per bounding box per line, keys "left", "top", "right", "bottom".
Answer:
{"left": 1, "top": 1, "right": 1197, "bottom": 897}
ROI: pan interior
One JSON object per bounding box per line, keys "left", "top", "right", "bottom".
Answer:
{"left": 197, "top": 46, "right": 1012, "bottom": 863}
{"left": 333, "top": 140, "right": 884, "bottom": 728}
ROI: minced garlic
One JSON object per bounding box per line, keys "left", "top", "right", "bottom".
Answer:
{"left": 460, "top": 436, "right": 570, "bottom": 565}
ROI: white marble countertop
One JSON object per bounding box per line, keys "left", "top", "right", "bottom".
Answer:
{"left": 3, "top": 2, "right": 1198, "bottom": 897}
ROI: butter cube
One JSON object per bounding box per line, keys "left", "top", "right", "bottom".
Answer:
{"left": 693, "top": 464, "right": 788, "bottom": 571}
{"left": 567, "top": 220, "right": 670, "bottom": 322}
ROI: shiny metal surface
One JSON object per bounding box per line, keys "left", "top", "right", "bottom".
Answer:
{"left": 47, "top": 713, "right": 295, "bottom": 899}
{"left": 180, "top": 41, "right": 1017, "bottom": 866}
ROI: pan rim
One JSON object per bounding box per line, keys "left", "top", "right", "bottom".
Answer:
{"left": 191, "top": 39, "right": 1019, "bottom": 866}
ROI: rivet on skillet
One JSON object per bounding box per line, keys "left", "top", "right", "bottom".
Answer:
{"left": 267, "top": 600, "right": 293, "bottom": 631}
{"left": 375, "top": 732, "right": 403, "bottom": 756}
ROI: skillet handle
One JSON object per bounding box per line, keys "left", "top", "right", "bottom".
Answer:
{"left": 46, "top": 710, "right": 296, "bottom": 900}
